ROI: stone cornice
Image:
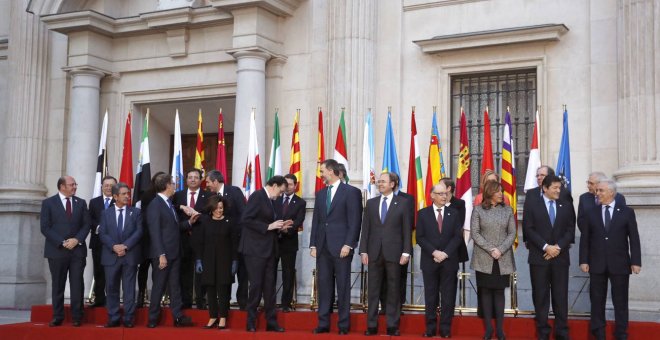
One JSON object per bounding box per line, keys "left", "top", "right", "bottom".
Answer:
{"left": 209, "top": 0, "right": 302, "bottom": 17}
{"left": 0, "top": 37, "right": 7, "bottom": 60}
{"left": 61, "top": 65, "right": 113, "bottom": 77}
{"left": 414, "top": 24, "right": 569, "bottom": 54}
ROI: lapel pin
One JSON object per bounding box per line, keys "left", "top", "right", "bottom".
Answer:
{"left": 616, "top": 208, "right": 621, "bottom": 212}
{"left": 394, "top": 202, "right": 398, "bottom": 205}
{"left": 559, "top": 204, "right": 563, "bottom": 208}
{"left": 447, "top": 212, "right": 451, "bottom": 216}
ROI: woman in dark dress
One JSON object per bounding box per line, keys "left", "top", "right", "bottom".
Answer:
{"left": 194, "top": 195, "right": 239, "bottom": 329}
{"left": 470, "top": 181, "right": 516, "bottom": 340}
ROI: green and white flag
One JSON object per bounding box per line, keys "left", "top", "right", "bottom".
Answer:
{"left": 267, "top": 110, "right": 282, "bottom": 179}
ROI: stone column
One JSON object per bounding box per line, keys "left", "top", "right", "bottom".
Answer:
{"left": 229, "top": 50, "right": 271, "bottom": 186}
{"left": 613, "top": 0, "right": 660, "bottom": 321}
{"left": 0, "top": 0, "right": 50, "bottom": 308}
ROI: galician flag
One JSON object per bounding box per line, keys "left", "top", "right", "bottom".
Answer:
{"left": 425, "top": 109, "right": 447, "bottom": 205}
{"left": 407, "top": 108, "right": 426, "bottom": 214}
{"left": 289, "top": 110, "right": 302, "bottom": 196}
{"left": 315, "top": 108, "right": 326, "bottom": 193}
{"left": 242, "top": 109, "right": 263, "bottom": 198}
{"left": 501, "top": 109, "right": 518, "bottom": 249}
{"left": 119, "top": 112, "right": 133, "bottom": 191}
{"left": 171, "top": 110, "right": 184, "bottom": 191}
{"left": 524, "top": 109, "right": 541, "bottom": 192}
{"left": 456, "top": 108, "right": 473, "bottom": 234}
{"left": 133, "top": 110, "right": 151, "bottom": 207}
{"left": 333, "top": 108, "right": 349, "bottom": 182}
{"left": 92, "top": 110, "right": 108, "bottom": 198}
{"left": 267, "top": 110, "right": 282, "bottom": 179}
{"left": 362, "top": 110, "right": 377, "bottom": 198}
{"left": 382, "top": 109, "right": 401, "bottom": 184}
{"left": 556, "top": 107, "right": 572, "bottom": 192}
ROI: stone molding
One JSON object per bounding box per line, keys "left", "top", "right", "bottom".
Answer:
{"left": 403, "top": 0, "right": 488, "bottom": 12}
{"left": 209, "top": 0, "right": 302, "bottom": 17}
{"left": 0, "top": 37, "right": 7, "bottom": 60}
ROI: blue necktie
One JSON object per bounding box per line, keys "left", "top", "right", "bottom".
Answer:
{"left": 168, "top": 199, "right": 178, "bottom": 222}
{"left": 604, "top": 205, "right": 611, "bottom": 232}
{"left": 380, "top": 197, "right": 388, "bottom": 224}
{"left": 117, "top": 208, "right": 124, "bottom": 236}
{"left": 549, "top": 200, "right": 556, "bottom": 226}
{"left": 104, "top": 197, "right": 110, "bottom": 209}
{"left": 326, "top": 185, "right": 333, "bottom": 213}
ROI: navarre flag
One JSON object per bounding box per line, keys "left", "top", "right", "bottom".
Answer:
{"left": 92, "top": 110, "right": 109, "bottom": 198}
{"left": 333, "top": 108, "right": 349, "bottom": 182}
{"left": 556, "top": 108, "right": 572, "bottom": 192}
{"left": 502, "top": 109, "right": 519, "bottom": 249}
{"left": 267, "top": 110, "right": 282, "bottom": 179}
{"left": 425, "top": 109, "right": 447, "bottom": 205}
{"left": 315, "top": 108, "right": 325, "bottom": 193}
{"left": 362, "top": 110, "right": 377, "bottom": 198}
{"left": 382, "top": 109, "right": 401, "bottom": 183}
{"left": 242, "top": 109, "right": 263, "bottom": 198}
{"left": 194, "top": 109, "right": 206, "bottom": 188}
{"left": 216, "top": 109, "right": 228, "bottom": 181}
{"left": 456, "top": 108, "right": 473, "bottom": 234}
{"left": 119, "top": 112, "right": 133, "bottom": 190}
{"left": 289, "top": 110, "right": 302, "bottom": 196}
{"left": 133, "top": 110, "right": 151, "bottom": 207}
{"left": 171, "top": 110, "right": 184, "bottom": 191}
{"left": 407, "top": 108, "right": 426, "bottom": 215}
{"left": 524, "top": 109, "right": 541, "bottom": 192}
{"left": 481, "top": 107, "right": 495, "bottom": 177}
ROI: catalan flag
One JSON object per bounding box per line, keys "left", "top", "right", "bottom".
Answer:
{"left": 289, "top": 110, "right": 302, "bottom": 196}
{"left": 315, "top": 108, "right": 325, "bottom": 193}
{"left": 425, "top": 109, "right": 447, "bottom": 205}
{"left": 194, "top": 109, "right": 206, "bottom": 184}
{"left": 501, "top": 109, "right": 518, "bottom": 249}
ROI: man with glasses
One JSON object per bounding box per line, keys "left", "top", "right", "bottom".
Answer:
{"left": 88, "top": 175, "right": 117, "bottom": 308}
{"left": 577, "top": 172, "right": 626, "bottom": 234}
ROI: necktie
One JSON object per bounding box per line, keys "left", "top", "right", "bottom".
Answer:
{"left": 436, "top": 208, "right": 443, "bottom": 234}
{"left": 190, "top": 191, "right": 196, "bottom": 208}
{"left": 380, "top": 197, "right": 388, "bottom": 224}
{"left": 595, "top": 196, "right": 600, "bottom": 205}
{"left": 604, "top": 205, "right": 611, "bottom": 232}
{"left": 104, "top": 197, "right": 110, "bottom": 209}
{"left": 168, "top": 199, "right": 178, "bottom": 222}
{"left": 117, "top": 208, "right": 124, "bottom": 235}
{"left": 549, "top": 200, "right": 556, "bottom": 226}
{"left": 326, "top": 185, "right": 333, "bottom": 212}
{"left": 283, "top": 196, "right": 290, "bottom": 215}
{"left": 65, "top": 198, "right": 72, "bottom": 218}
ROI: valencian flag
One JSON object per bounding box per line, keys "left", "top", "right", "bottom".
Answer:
{"left": 171, "top": 110, "right": 184, "bottom": 191}
{"left": 501, "top": 108, "right": 519, "bottom": 249}
{"left": 289, "top": 110, "right": 302, "bottom": 196}
{"left": 382, "top": 109, "right": 401, "bottom": 183}
{"left": 425, "top": 108, "right": 447, "bottom": 205}
{"left": 333, "top": 108, "right": 349, "bottom": 182}
{"left": 216, "top": 109, "right": 228, "bottom": 180}
{"left": 133, "top": 110, "right": 151, "bottom": 207}
{"left": 315, "top": 108, "right": 325, "bottom": 193}
{"left": 481, "top": 106, "right": 495, "bottom": 177}
{"left": 556, "top": 107, "right": 572, "bottom": 191}
{"left": 456, "top": 108, "right": 473, "bottom": 235}
{"left": 524, "top": 109, "right": 541, "bottom": 192}
{"left": 119, "top": 112, "right": 133, "bottom": 190}
{"left": 362, "top": 110, "right": 377, "bottom": 198}
{"left": 194, "top": 109, "right": 206, "bottom": 188}
{"left": 242, "top": 109, "right": 262, "bottom": 198}
{"left": 92, "top": 110, "right": 109, "bottom": 198}
{"left": 407, "top": 108, "right": 426, "bottom": 215}
{"left": 267, "top": 110, "right": 282, "bottom": 179}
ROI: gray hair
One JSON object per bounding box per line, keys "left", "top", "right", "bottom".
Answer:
{"left": 599, "top": 178, "right": 617, "bottom": 194}
{"left": 111, "top": 182, "right": 130, "bottom": 195}
{"left": 206, "top": 169, "right": 225, "bottom": 183}
{"left": 589, "top": 171, "right": 607, "bottom": 182}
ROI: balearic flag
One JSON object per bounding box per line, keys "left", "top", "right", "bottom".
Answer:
{"left": 119, "top": 112, "right": 133, "bottom": 190}
{"left": 171, "top": 110, "right": 184, "bottom": 191}
{"left": 289, "top": 110, "right": 302, "bottom": 196}
{"left": 133, "top": 110, "right": 151, "bottom": 207}
{"left": 333, "top": 108, "right": 349, "bottom": 182}
{"left": 501, "top": 108, "right": 518, "bottom": 249}
{"left": 456, "top": 108, "right": 473, "bottom": 236}
{"left": 216, "top": 109, "right": 228, "bottom": 180}
{"left": 556, "top": 107, "right": 572, "bottom": 192}
{"left": 92, "top": 110, "right": 109, "bottom": 198}
{"left": 315, "top": 108, "right": 325, "bottom": 193}
{"left": 382, "top": 109, "right": 401, "bottom": 183}
{"left": 242, "top": 109, "right": 263, "bottom": 198}
{"left": 362, "top": 110, "right": 377, "bottom": 198}
{"left": 267, "top": 110, "right": 282, "bottom": 179}
{"left": 407, "top": 108, "right": 426, "bottom": 216}
{"left": 481, "top": 107, "right": 495, "bottom": 177}
{"left": 194, "top": 109, "right": 206, "bottom": 187}
{"left": 524, "top": 109, "right": 541, "bottom": 192}
{"left": 424, "top": 108, "right": 447, "bottom": 205}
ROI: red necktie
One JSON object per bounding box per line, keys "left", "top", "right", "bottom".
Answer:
{"left": 190, "top": 191, "right": 196, "bottom": 208}
{"left": 436, "top": 208, "right": 443, "bottom": 234}
{"left": 66, "top": 198, "right": 72, "bottom": 218}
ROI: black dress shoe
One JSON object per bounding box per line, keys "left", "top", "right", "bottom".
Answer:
{"left": 422, "top": 331, "right": 435, "bottom": 337}
{"left": 266, "top": 325, "right": 285, "bottom": 332}
{"left": 364, "top": 327, "right": 378, "bottom": 336}
{"left": 174, "top": 315, "right": 193, "bottom": 327}
{"left": 124, "top": 321, "right": 134, "bottom": 328}
{"left": 312, "top": 327, "right": 330, "bottom": 334}
{"left": 48, "top": 319, "right": 63, "bottom": 327}
{"left": 104, "top": 320, "right": 120, "bottom": 328}
{"left": 338, "top": 328, "right": 349, "bottom": 335}
{"left": 386, "top": 328, "right": 400, "bottom": 336}
{"left": 72, "top": 320, "right": 82, "bottom": 327}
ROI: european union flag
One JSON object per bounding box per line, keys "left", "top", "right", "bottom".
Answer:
{"left": 382, "top": 110, "right": 401, "bottom": 187}
{"left": 556, "top": 108, "right": 572, "bottom": 191}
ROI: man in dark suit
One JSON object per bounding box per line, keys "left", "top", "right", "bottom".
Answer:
{"left": 580, "top": 179, "right": 641, "bottom": 340}
{"left": 417, "top": 181, "right": 463, "bottom": 338}
{"left": 523, "top": 175, "right": 576, "bottom": 340}
{"left": 239, "top": 175, "right": 287, "bottom": 332}
{"left": 88, "top": 175, "right": 117, "bottom": 308}
{"left": 360, "top": 172, "right": 412, "bottom": 336}
{"left": 205, "top": 169, "right": 248, "bottom": 309}
{"left": 172, "top": 168, "right": 209, "bottom": 309}
{"left": 577, "top": 172, "right": 626, "bottom": 234}
{"left": 441, "top": 178, "right": 469, "bottom": 263}
{"left": 98, "top": 182, "right": 143, "bottom": 328}
{"left": 40, "top": 176, "right": 91, "bottom": 327}
{"left": 146, "top": 173, "right": 199, "bottom": 328}
{"left": 310, "top": 159, "right": 363, "bottom": 335}
{"left": 272, "top": 174, "right": 307, "bottom": 312}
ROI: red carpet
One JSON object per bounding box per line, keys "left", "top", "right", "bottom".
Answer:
{"left": 0, "top": 305, "right": 657, "bottom": 339}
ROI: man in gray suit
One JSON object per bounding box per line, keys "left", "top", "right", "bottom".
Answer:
{"left": 360, "top": 172, "right": 412, "bottom": 336}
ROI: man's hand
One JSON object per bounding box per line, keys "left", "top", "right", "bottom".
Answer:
{"left": 112, "top": 244, "right": 127, "bottom": 257}
{"left": 180, "top": 205, "right": 198, "bottom": 216}
{"left": 268, "top": 220, "right": 285, "bottom": 230}
{"left": 159, "top": 255, "right": 168, "bottom": 270}
{"left": 339, "top": 245, "right": 351, "bottom": 258}
{"left": 580, "top": 264, "right": 589, "bottom": 273}
{"left": 361, "top": 253, "right": 369, "bottom": 265}
{"left": 310, "top": 248, "right": 317, "bottom": 258}
{"left": 63, "top": 238, "right": 79, "bottom": 250}
{"left": 188, "top": 212, "right": 201, "bottom": 224}
{"left": 399, "top": 255, "right": 410, "bottom": 265}
{"left": 490, "top": 248, "right": 502, "bottom": 260}
{"left": 544, "top": 244, "right": 561, "bottom": 258}
{"left": 432, "top": 250, "right": 447, "bottom": 263}
{"left": 632, "top": 265, "right": 641, "bottom": 274}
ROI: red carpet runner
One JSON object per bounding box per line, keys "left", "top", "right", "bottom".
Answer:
{"left": 0, "top": 305, "right": 657, "bottom": 339}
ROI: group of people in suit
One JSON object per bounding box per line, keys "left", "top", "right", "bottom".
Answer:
{"left": 40, "top": 160, "right": 642, "bottom": 339}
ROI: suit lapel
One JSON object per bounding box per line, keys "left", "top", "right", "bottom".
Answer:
{"left": 381, "top": 195, "right": 400, "bottom": 225}
{"left": 328, "top": 183, "right": 345, "bottom": 214}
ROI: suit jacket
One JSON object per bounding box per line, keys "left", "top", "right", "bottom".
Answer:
{"left": 579, "top": 203, "right": 641, "bottom": 275}
{"left": 273, "top": 194, "right": 306, "bottom": 253}
{"left": 146, "top": 195, "right": 192, "bottom": 260}
{"left": 523, "top": 196, "right": 575, "bottom": 266}
{"left": 448, "top": 196, "right": 469, "bottom": 262}
{"left": 89, "top": 196, "right": 114, "bottom": 249}
{"left": 239, "top": 189, "right": 279, "bottom": 258}
{"left": 358, "top": 194, "right": 412, "bottom": 263}
{"left": 40, "top": 194, "right": 91, "bottom": 259}
{"left": 577, "top": 192, "right": 626, "bottom": 233}
{"left": 310, "top": 182, "right": 363, "bottom": 257}
{"left": 416, "top": 205, "right": 463, "bottom": 271}
{"left": 216, "top": 184, "right": 246, "bottom": 235}
{"left": 98, "top": 206, "right": 143, "bottom": 266}
{"left": 172, "top": 189, "right": 210, "bottom": 221}
{"left": 523, "top": 186, "right": 572, "bottom": 243}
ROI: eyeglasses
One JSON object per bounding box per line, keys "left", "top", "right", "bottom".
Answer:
{"left": 66, "top": 183, "right": 78, "bottom": 187}
{"left": 432, "top": 192, "right": 447, "bottom": 196}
